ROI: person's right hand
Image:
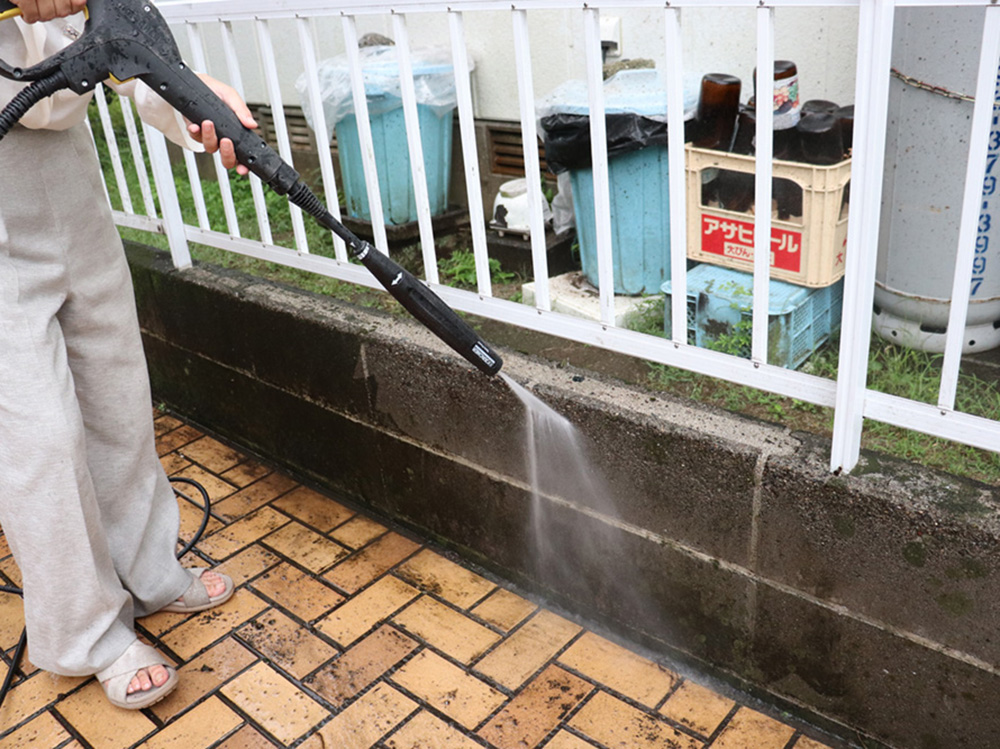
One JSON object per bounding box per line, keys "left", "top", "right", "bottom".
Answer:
{"left": 11, "top": 0, "right": 87, "bottom": 24}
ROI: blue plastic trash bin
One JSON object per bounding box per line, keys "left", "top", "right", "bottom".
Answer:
{"left": 298, "top": 46, "right": 458, "bottom": 226}
{"left": 539, "top": 70, "right": 697, "bottom": 295}
{"left": 336, "top": 106, "right": 453, "bottom": 225}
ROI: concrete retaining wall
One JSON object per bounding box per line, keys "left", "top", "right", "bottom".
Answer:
{"left": 128, "top": 242, "right": 1000, "bottom": 749}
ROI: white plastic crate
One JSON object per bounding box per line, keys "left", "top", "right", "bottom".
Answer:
{"left": 685, "top": 145, "right": 851, "bottom": 288}
{"left": 661, "top": 264, "right": 844, "bottom": 369}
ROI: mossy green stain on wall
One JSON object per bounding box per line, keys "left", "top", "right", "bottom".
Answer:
{"left": 833, "top": 515, "right": 856, "bottom": 538}
{"left": 945, "top": 558, "right": 989, "bottom": 580}
{"left": 936, "top": 590, "right": 974, "bottom": 617}
{"left": 902, "top": 541, "right": 927, "bottom": 567}
{"left": 938, "top": 486, "right": 991, "bottom": 517}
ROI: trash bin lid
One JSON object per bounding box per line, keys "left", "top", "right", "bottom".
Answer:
{"left": 300, "top": 44, "right": 461, "bottom": 135}
{"left": 329, "top": 46, "right": 453, "bottom": 98}
{"left": 539, "top": 69, "right": 698, "bottom": 119}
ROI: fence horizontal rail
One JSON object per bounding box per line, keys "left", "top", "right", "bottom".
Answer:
{"left": 157, "top": 0, "right": 997, "bottom": 23}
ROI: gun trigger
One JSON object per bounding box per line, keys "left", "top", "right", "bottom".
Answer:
{"left": 108, "top": 74, "right": 135, "bottom": 85}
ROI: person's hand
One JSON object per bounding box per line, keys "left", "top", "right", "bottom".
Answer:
{"left": 11, "top": 0, "right": 86, "bottom": 23}
{"left": 187, "top": 74, "right": 259, "bottom": 176}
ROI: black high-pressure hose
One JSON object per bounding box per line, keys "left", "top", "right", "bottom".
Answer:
{"left": 0, "top": 69, "right": 69, "bottom": 138}
{"left": 0, "top": 478, "right": 213, "bottom": 711}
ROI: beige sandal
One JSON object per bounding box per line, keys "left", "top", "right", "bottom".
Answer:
{"left": 97, "top": 640, "right": 178, "bottom": 710}
{"left": 160, "top": 568, "right": 234, "bottom": 614}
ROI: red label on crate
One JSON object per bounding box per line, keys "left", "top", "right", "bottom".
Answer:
{"left": 701, "top": 215, "right": 802, "bottom": 273}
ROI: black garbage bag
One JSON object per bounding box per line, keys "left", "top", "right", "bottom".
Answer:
{"left": 540, "top": 113, "right": 672, "bottom": 173}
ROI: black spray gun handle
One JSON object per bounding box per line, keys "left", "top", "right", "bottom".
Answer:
{"left": 0, "top": 0, "right": 502, "bottom": 376}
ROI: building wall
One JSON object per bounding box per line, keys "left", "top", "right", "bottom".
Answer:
{"left": 178, "top": 7, "right": 859, "bottom": 124}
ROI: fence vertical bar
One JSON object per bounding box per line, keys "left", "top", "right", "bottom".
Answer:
{"left": 256, "top": 17, "right": 310, "bottom": 253}
{"left": 84, "top": 116, "right": 114, "bottom": 211}
{"left": 752, "top": 6, "right": 775, "bottom": 365}
{"left": 181, "top": 150, "right": 210, "bottom": 230}
{"left": 118, "top": 97, "right": 157, "bottom": 217}
{"left": 145, "top": 125, "right": 192, "bottom": 268}
{"left": 512, "top": 7, "right": 551, "bottom": 311}
{"left": 829, "top": 0, "right": 896, "bottom": 473}
{"left": 187, "top": 21, "right": 241, "bottom": 237}
{"left": 939, "top": 7, "right": 1000, "bottom": 411}
{"left": 584, "top": 7, "right": 615, "bottom": 327}
{"left": 297, "top": 16, "right": 348, "bottom": 262}
{"left": 94, "top": 84, "right": 134, "bottom": 214}
{"left": 221, "top": 20, "right": 273, "bottom": 246}
{"left": 392, "top": 13, "right": 439, "bottom": 284}
{"left": 665, "top": 7, "right": 688, "bottom": 346}
{"left": 449, "top": 9, "right": 492, "bottom": 298}
{"left": 342, "top": 14, "right": 390, "bottom": 254}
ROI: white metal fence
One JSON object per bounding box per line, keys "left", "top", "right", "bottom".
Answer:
{"left": 96, "top": 0, "right": 1000, "bottom": 475}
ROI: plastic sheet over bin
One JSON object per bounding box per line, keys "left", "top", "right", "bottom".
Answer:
{"left": 537, "top": 70, "right": 697, "bottom": 295}
{"left": 297, "top": 46, "right": 460, "bottom": 225}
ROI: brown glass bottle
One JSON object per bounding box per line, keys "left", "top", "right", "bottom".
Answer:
{"left": 801, "top": 99, "right": 839, "bottom": 118}
{"left": 719, "top": 105, "right": 756, "bottom": 212}
{"left": 754, "top": 61, "right": 802, "bottom": 217}
{"left": 694, "top": 74, "right": 742, "bottom": 150}
{"left": 797, "top": 112, "right": 844, "bottom": 165}
{"left": 754, "top": 60, "right": 801, "bottom": 130}
{"left": 836, "top": 104, "right": 854, "bottom": 155}
{"left": 695, "top": 74, "right": 742, "bottom": 206}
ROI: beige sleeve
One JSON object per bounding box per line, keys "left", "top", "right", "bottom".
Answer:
{"left": 2, "top": 16, "right": 203, "bottom": 150}
{"left": 1, "top": 18, "right": 92, "bottom": 130}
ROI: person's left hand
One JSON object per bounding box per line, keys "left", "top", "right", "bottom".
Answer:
{"left": 187, "top": 74, "right": 258, "bottom": 176}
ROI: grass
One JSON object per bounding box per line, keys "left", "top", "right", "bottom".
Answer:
{"left": 629, "top": 295, "right": 1000, "bottom": 483}
{"left": 90, "top": 96, "right": 1000, "bottom": 484}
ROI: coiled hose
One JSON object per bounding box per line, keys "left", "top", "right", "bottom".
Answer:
{"left": 0, "top": 477, "right": 212, "bottom": 711}
{"left": 0, "top": 70, "right": 69, "bottom": 140}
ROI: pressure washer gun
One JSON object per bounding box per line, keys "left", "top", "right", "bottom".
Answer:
{"left": 0, "top": 0, "right": 503, "bottom": 376}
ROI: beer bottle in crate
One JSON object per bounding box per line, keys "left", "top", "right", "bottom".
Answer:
{"left": 695, "top": 74, "right": 742, "bottom": 205}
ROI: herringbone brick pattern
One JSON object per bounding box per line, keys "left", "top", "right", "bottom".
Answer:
{"left": 0, "top": 412, "right": 844, "bottom": 748}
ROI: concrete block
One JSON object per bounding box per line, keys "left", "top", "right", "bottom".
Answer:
{"left": 758, "top": 432, "right": 1000, "bottom": 668}
{"left": 522, "top": 271, "right": 660, "bottom": 328}
{"left": 750, "top": 583, "right": 1000, "bottom": 749}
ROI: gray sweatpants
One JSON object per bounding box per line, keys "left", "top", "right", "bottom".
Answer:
{"left": 0, "top": 124, "right": 191, "bottom": 676}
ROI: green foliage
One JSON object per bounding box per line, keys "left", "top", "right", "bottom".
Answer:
{"left": 624, "top": 297, "right": 666, "bottom": 338}
{"left": 646, "top": 330, "right": 1000, "bottom": 483}
{"left": 541, "top": 177, "right": 556, "bottom": 205}
{"left": 438, "top": 249, "right": 515, "bottom": 289}
{"left": 705, "top": 315, "right": 752, "bottom": 357}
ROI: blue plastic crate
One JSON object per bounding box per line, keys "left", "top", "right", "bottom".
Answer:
{"left": 661, "top": 264, "right": 843, "bottom": 369}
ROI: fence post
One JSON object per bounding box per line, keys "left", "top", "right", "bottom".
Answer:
{"left": 664, "top": 7, "right": 688, "bottom": 347}
{"left": 144, "top": 126, "right": 192, "bottom": 269}
{"left": 829, "top": 0, "right": 896, "bottom": 473}
{"left": 938, "top": 8, "right": 1000, "bottom": 410}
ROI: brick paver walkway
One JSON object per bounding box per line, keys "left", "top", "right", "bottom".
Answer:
{"left": 0, "top": 412, "right": 844, "bottom": 748}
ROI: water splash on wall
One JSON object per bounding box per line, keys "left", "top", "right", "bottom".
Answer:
{"left": 500, "top": 372, "right": 641, "bottom": 613}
